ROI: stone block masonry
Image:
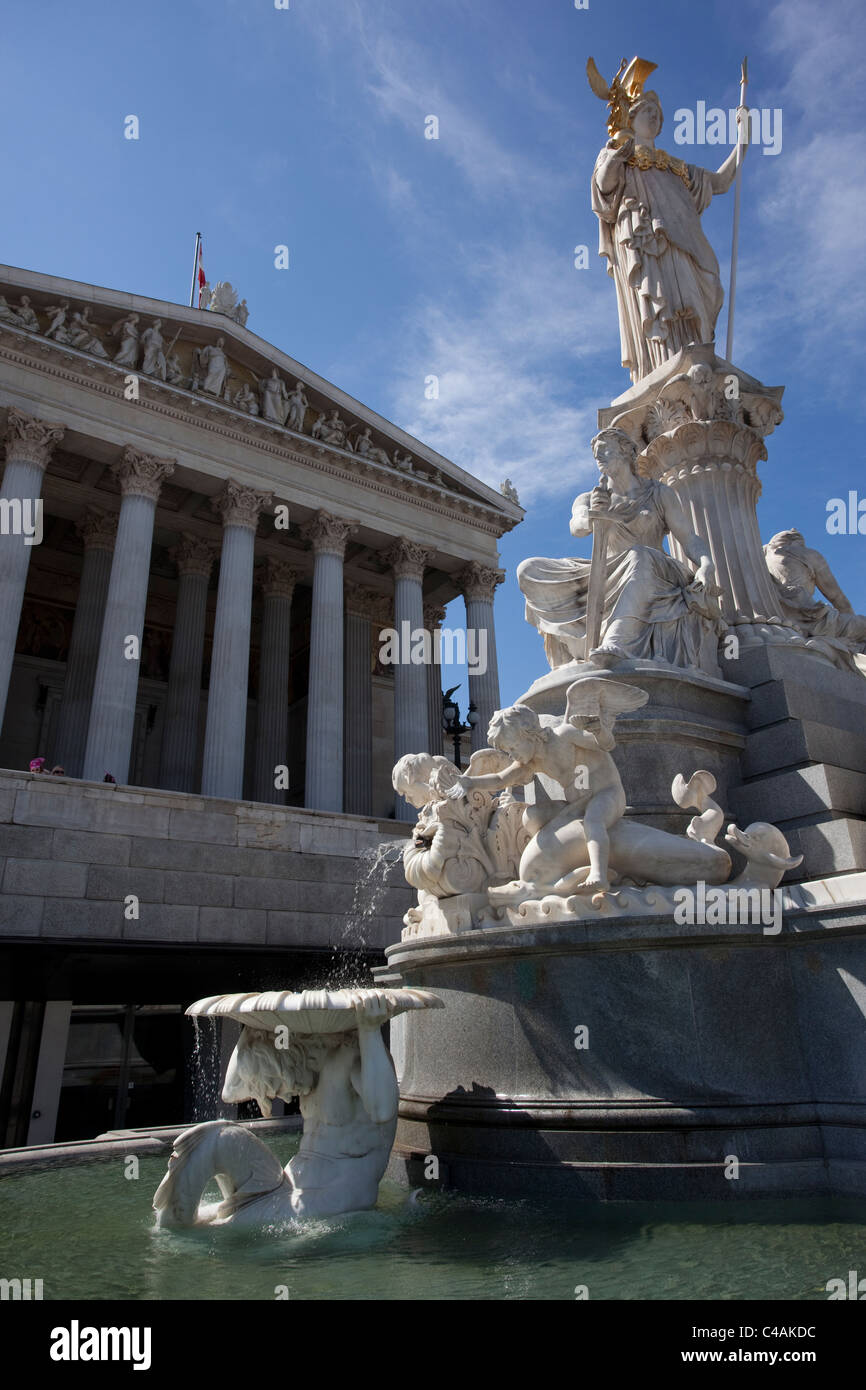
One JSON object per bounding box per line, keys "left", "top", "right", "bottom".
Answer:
{"left": 0, "top": 769, "right": 413, "bottom": 952}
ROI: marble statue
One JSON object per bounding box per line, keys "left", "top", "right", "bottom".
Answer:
{"left": 206, "top": 281, "right": 240, "bottom": 318}
{"left": 0, "top": 297, "right": 26, "bottom": 327}
{"left": 259, "top": 367, "right": 288, "bottom": 424}
{"left": 588, "top": 56, "right": 749, "bottom": 382}
{"left": 165, "top": 351, "right": 185, "bottom": 386}
{"left": 310, "top": 412, "right": 326, "bottom": 440}
{"left": 68, "top": 308, "right": 109, "bottom": 358}
{"left": 233, "top": 298, "right": 249, "bottom": 327}
{"left": 140, "top": 320, "right": 167, "bottom": 379}
{"left": 112, "top": 313, "right": 140, "bottom": 368}
{"left": 195, "top": 337, "right": 228, "bottom": 396}
{"left": 395, "top": 683, "right": 803, "bottom": 933}
{"left": 393, "top": 450, "right": 414, "bottom": 473}
{"left": 286, "top": 380, "right": 309, "bottom": 433}
{"left": 43, "top": 301, "right": 72, "bottom": 343}
{"left": 501, "top": 478, "right": 520, "bottom": 504}
{"left": 15, "top": 296, "right": 41, "bottom": 332}
{"left": 764, "top": 529, "right": 866, "bottom": 672}
{"left": 319, "top": 409, "right": 350, "bottom": 448}
{"left": 355, "top": 426, "right": 392, "bottom": 468}
{"left": 153, "top": 987, "right": 442, "bottom": 1227}
{"left": 517, "top": 426, "right": 724, "bottom": 674}
{"left": 233, "top": 382, "right": 259, "bottom": 415}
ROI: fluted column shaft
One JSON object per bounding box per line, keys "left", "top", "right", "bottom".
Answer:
{"left": 344, "top": 589, "right": 384, "bottom": 816}
{"left": 387, "top": 538, "right": 433, "bottom": 821}
{"left": 158, "top": 535, "right": 216, "bottom": 792}
{"left": 53, "top": 510, "right": 117, "bottom": 776}
{"left": 424, "top": 603, "right": 446, "bottom": 758}
{"left": 460, "top": 562, "right": 504, "bottom": 752}
{"left": 201, "top": 482, "right": 273, "bottom": 800}
{"left": 253, "top": 561, "right": 296, "bottom": 804}
{"left": 303, "top": 511, "right": 355, "bottom": 812}
{"left": 82, "top": 448, "right": 175, "bottom": 784}
{"left": 0, "top": 409, "right": 65, "bottom": 731}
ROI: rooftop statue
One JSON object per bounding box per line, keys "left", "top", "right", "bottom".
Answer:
{"left": 587, "top": 55, "right": 749, "bottom": 382}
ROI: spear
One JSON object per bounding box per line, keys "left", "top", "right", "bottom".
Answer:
{"left": 725, "top": 57, "right": 749, "bottom": 362}
{"left": 584, "top": 475, "right": 613, "bottom": 659}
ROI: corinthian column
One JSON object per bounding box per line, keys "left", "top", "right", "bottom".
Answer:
{"left": 201, "top": 481, "right": 273, "bottom": 800}
{"left": 158, "top": 534, "right": 217, "bottom": 792}
{"left": 53, "top": 509, "right": 117, "bottom": 777}
{"left": 424, "top": 602, "right": 447, "bottom": 757}
{"left": 459, "top": 562, "right": 504, "bottom": 751}
{"left": 385, "top": 537, "right": 433, "bottom": 820}
{"left": 82, "top": 448, "right": 175, "bottom": 784}
{"left": 0, "top": 408, "right": 65, "bottom": 729}
{"left": 302, "top": 510, "right": 355, "bottom": 812}
{"left": 343, "top": 587, "right": 384, "bottom": 817}
{"left": 253, "top": 559, "right": 297, "bottom": 805}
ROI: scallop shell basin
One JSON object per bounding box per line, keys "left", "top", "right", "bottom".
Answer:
{"left": 186, "top": 987, "right": 443, "bottom": 1035}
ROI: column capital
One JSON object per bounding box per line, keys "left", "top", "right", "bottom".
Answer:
{"left": 301, "top": 509, "right": 356, "bottom": 558}
{"left": 384, "top": 536, "right": 433, "bottom": 582}
{"left": 346, "top": 585, "right": 391, "bottom": 623}
{"left": 4, "top": 407, "right": 65, "bottom": 469}
{"left": 423, "top": 602, "right": 447, "bottom": 630}
{"left": 458, "top": 561, "right": 505, "bottom": 603}
{"left": 171, "top": 531, "right": 217, "bottom": 579}
{"left": 260, "top": 558, "right": 298, "bottom": 600}
{"left": 113, "top": 445, "right": 176, "bottom": 500}
{"left": 212, "top": 479, "right": 273, "bottom": 530}
{"left": 75, "top": 507, "right": 117, "bottom": 552}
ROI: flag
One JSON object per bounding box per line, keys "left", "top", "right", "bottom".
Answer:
{"left": 197, "top": 239, "right": 207, "bottom": 307}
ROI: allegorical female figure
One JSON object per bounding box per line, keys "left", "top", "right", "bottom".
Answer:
{"left": 590, "top": 65, "right": 748, "bottom": 382}
{"left": 517, "top": 427, "right": 724, "bottom": 675}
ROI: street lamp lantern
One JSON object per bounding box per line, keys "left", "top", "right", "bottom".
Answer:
{"left": 442, "top": 685, "right": 474, "bottom": 767}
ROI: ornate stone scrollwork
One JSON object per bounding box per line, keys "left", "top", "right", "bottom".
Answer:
{"left": 112, "top": 446, "right": 176, "bottom": 500}
{"left": 458, "top": 561, "right": 505, "bottom": 604}
{"left": 4, "top": 407, "right": 66, "bottom": 468}
{"left": 384, "top": 536, "right": 433, "bottom": 581}
{"left": 171, "top": 532, "right": 217, "bottom": 579}
{"left": 76, "top": 508, "right": 118, "bottom": 552}
{"left": 212, "top": 480, "right": 274, "bottom": 531}
{"left": 301, "top": 509, "right": 356, "bottom": 558}
{"left": 260, "top": 558, "right": 298, "bottom": 601}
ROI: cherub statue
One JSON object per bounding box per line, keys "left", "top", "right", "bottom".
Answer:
{"left": 451, "top": 678, "right": 648, "bottom": 895}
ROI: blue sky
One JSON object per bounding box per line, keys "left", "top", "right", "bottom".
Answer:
{"left": 2, "top": 0, "right": 864, "bottom": 709}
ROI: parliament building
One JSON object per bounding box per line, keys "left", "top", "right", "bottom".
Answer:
{"left": 0, "top": 265, "right": 520, "bottom": 1147}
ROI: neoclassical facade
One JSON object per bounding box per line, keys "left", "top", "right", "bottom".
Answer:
{"left": 0, "top": 266, "right": 520, "bottom": 819}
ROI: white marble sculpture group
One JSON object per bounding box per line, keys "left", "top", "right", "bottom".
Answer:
{"left": 0, "top": 292, "right": 451, "bottom": 490}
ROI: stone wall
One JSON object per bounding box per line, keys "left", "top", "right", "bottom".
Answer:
{"left": 0, "top": 769, "right": 413, "bottom": 952}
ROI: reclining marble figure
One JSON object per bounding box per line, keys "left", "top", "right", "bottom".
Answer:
{"left": 153, "top": 987, "right": 442, "bottom": 1228}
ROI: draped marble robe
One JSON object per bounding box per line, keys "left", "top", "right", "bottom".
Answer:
{"left": 517, "top": 479, "right": 723, "bottom": 675}
{"left": 592, "top": 146, "right": 723, "bottom": 381}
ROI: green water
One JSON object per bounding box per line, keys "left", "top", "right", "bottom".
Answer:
{"left": 1, "top": 1139, "right": 864, "bottom": 1300}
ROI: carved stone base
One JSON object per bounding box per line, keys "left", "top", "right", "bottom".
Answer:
{"left": 381, "top": 888, "right": 866, "bottom": 1200}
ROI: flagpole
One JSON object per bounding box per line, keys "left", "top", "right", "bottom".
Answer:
{"left": 725, "top": 58, "right": 748, "bottom": 362}
{"left": 188, "top": 232, "right": 201, "bottom": 309}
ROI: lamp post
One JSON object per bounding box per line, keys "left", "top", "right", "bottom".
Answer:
{"left": 442, "top": 686, "right": 478, "bottom": 767}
